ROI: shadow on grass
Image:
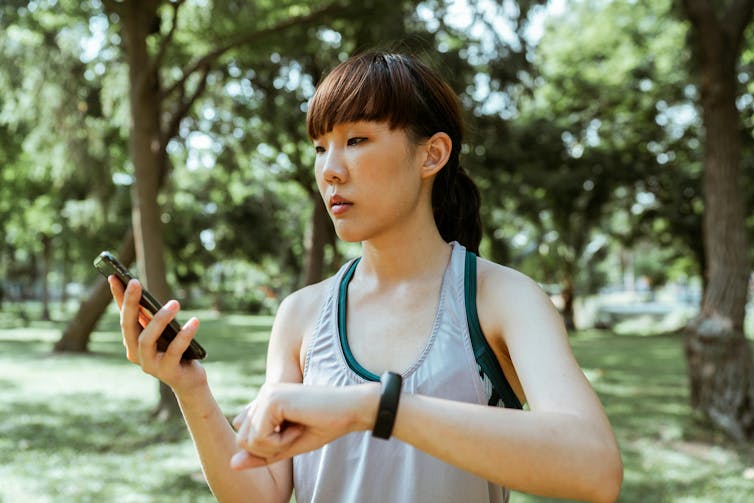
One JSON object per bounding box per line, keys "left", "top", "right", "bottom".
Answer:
{"left": 572, "top": 330, "right": 754, "bottom": 502}
{"left": 0, "top": 394, "right": 190, "bottom": 463}
{"left": 514, "top": 330, "right": 754, "bottom": 502}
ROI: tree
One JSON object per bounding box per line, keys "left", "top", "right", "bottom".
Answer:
{"left": 475, "top": 0, "right": 694, "bottom": 328}
{"left": 678, "top": 0, "right": 754, "bottom": 441}
{"left": 98, "top": 0, "right": 373, "bottom": 418}
{"left": 0, "top": 1, "right": 130, "bottom": 323}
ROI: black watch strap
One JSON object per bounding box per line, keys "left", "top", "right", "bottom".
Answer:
{"left": 372, "top": 371, "right": 403, "bottom": 439}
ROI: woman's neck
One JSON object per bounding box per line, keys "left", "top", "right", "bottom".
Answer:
{"left": 357, "top": 229, "right": 452, "bottom": 285}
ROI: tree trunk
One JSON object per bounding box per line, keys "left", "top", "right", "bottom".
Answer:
{"left": 561, "top": 275, "right": 576, "bottom": 331}
{"left": 120, "top": 0, "right": 181, "bottom": 420}
{"left": 302, "top": 194, "right": 333, "bottom": 286}
{"left": 0, "top": 252, "right": 4, "bottom": 310}
{"left": 682, "top": 0, "right": 754, "bottom": 441}
{"left": 60, "top": 239, "right": 70, "bottom": 313}
{"left": 40, "top": 233, "right": 52, "bottom": 321}
{"left": 54, "top": 229, "right": 136, "bottom": 353}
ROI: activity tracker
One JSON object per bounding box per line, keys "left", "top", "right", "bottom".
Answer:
{"left": 372, "top": 371, "right": 403, "bottom": 439}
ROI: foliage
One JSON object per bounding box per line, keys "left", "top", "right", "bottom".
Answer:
{"left": 0, "top": 0, "right": 554, "bottom": 311}
{"left": 2, "top": 0, "right": 751, "bottom": 320}
{"left": 0, "top": 0, "right": 131, "bottom": 303}
{"left": 471, "top": 0, "right": 705, "bottom": 302}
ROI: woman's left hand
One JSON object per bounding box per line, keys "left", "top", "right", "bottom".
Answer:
{"left": 230, "top": 382, "right": 379, "bottom": 470}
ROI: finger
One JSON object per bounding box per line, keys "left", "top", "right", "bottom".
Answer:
{"left": 240, "top": 419, "right": 298, "bottom": 460}
{"left": 235, "top": 410, "right": 254, "bottom": 448}
{"left": 236, "top": 425, "right": 305, "bottom": 469}
{"left": 278, "top": 423, "right": 304, "bottom": 447}
{"left": 232, "top": 412, "right": 245, "bottom": 430}
{"left": 233, "top": 402, "right": 254, "bottom": 430}
{"left": 236, "top": 408, "right": 251, "bottom": 443}
{"left": 230, "top": 450, "right": 268, "bottom": 470}
{"left": 109, "top": 277, "right": 152, "bottom": 330}
{"left": 119, "top": 279, "right": 154, "bottom": 327}
{"left": 262, "top": 424, "right": 305, "bottom": 461}
{"left": 108, "top": 275, "right": 125, "bottom": 309}
{"left": 121, "top": 279, "right": 143, "bottom": 328}
{"left": 136, "top": 299, "right": 180, "bottom": 360}
{"left": 162, "top": 317, "right": 200, "bottom": 362}
{"left": 120, "top": 280, "right": 144, "bottom": 361}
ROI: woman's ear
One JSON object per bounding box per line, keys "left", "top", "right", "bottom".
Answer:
{"left": 420, "top": 132, "right": 452, "bottom": 178}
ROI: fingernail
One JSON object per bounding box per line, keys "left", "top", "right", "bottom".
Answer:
{"left": 230, "top": 452, "right": 245, "bottom": 469}
{"left": 165, "top": 300, "right": 179, "bottom": 312}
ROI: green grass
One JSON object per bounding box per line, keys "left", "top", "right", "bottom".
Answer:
{"left": 0, "top": 307, "right": 272, "bottom": 503}
{"left": 1, "top": 307, "right": 752, "bottom": 502}
{"left": 514, "top": 330, "right": 754, "bottom": 503}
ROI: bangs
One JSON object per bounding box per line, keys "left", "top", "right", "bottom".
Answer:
{"left": 306, "top": 53, "right": 420, "bottom": 139}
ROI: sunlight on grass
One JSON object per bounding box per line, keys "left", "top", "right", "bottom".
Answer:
{"left": 1, "top": 312, "right": 753, "bottom": 502}
{"left": 511, "top": 330, "right": 754, "bottom": 503}
{"left": 0, "top": 309, "right": 270, "bottom": 503}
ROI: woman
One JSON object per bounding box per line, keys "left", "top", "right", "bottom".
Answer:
{"left": 110, "top": 51, "right": 623, "bottom": 503}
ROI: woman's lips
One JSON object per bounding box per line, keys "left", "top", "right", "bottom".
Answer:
{"left": 329, "top": 196, "right": 353, "bottom": 216}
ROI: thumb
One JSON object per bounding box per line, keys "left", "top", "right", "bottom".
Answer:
{"left": 230, "top": 450, "right": 266, "bottom": 470}
{"left": 277, "top": 423, "right": 304, "bottom": 447}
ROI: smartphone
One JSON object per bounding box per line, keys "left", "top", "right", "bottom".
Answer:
{"left": 94, "top": 251, "right": 207, "bottom": 360}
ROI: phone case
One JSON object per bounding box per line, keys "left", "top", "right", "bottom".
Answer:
{"left": 94, "top": 251, "right": 207, "bottom": 360}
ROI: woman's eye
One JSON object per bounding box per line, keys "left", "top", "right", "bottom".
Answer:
{"left": 314, "top": 145, "right": 326, "bottom": 154}
{"left": 347, "top": 137, "right": 366, "bottom": 146}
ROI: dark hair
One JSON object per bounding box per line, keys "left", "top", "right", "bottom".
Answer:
{"left": 306, "top": 51, "right": 482, "bottom": 254}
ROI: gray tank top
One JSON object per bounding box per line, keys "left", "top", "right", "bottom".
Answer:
{"left": 293, "top": 242, "right": 509, "bottom": 503}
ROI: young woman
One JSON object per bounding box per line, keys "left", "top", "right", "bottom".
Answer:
{"left": 109, "top": 51, "right": 623, "bottom": 503}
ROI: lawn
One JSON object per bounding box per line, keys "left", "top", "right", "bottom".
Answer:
{"left": 1, "top": 306, "right": 752, "bottom": 502}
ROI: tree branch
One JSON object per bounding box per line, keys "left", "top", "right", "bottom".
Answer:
{"left": 102, "top": 0, "right": 124, "bottom": 16}
{"left": 162, "top": 64, "right": 211, "bottom": 144}
{"left": 151, "top": 0, "right": 185, "bottom": 75}
{"left": 722, "top": 0, "right": 754, "bottom": 48}
{"left": 681, "top": 0, "right": 720, "bottom": 34}
{"left": 161, "top": 2, "right": 347, "bottom": 100}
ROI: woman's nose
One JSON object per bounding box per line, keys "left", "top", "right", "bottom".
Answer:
{"left": 320, "top": 150, "right": 348, "bottom": 184}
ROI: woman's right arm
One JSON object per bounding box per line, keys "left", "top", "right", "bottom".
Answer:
{"left": 110, "top": 277, "right": 311, "bottom": 503}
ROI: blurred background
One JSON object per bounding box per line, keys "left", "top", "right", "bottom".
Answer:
{"left": 1, "top": 0, "right": 753, "bottom": 501}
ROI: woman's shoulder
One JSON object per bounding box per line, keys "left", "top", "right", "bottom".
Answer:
{"left": 267, "top": 273, "right": 341, "bottom": 381}
{"left": 475, "top": 256, "right": 544, "bottom": 296}
{"left": 274, "top": 259, "right": 357, "bottom": 331}
{"left": 474, "top": 256, "right": 560, "bottom": 332}
{"left": 277, "top": 275, "right": 335, "bottom": 326}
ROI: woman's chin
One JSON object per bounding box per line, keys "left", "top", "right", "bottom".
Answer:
{"left": 333, "top": 230, "right": 364, "bottom": 244}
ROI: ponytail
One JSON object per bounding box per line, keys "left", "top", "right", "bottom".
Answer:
{"left": 432, "top": 160, "right": 482, "bottom": 255}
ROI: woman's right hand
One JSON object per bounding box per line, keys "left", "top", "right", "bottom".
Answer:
{"left": 108, "top": 276, "right": 207, "bottom": 395}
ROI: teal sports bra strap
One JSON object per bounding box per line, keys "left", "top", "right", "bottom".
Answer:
{"left": 464, "top": 251, "right": 523, "bottom": 410}
{"left": 338, "top": 257, "right": 379, "bottom": 381}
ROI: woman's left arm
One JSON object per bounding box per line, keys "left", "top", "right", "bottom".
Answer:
{"left": 390, "top": 261, "right": 623, "bottom": 503}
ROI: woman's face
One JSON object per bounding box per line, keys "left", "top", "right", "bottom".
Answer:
{"left": 313, "top": 121, "right": 428, "bottom": 244}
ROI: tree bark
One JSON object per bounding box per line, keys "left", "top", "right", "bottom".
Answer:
{"left": 120, "top": 0, "right": 182, "bottom": 420}
{"left": 302, "top": 194, "right": 333, "bottom": 286}
{"left": 561, "top": 275, "right": 576, "bottom": 331}
{"left": 40, "top": 233, "right": 52, "bottom": 321}
{"left": 54, "top": 229, "right": 136, "bottom": 353}
{"left": 682, "top": 0, "right": 754, "bottom": 441}
{"left": 105, "top": 0, "right": 363, "bottom": 418}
